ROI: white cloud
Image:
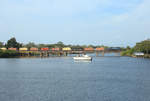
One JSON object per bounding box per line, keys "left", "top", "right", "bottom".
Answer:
{"left": 0, "top": 0, "right": 149, "bottom": 46}
{"left": 0, "top": 0, "right": 109, "bottom": 16}
{"left": 0, "top": 0, "right": 141, "bottom": 17}
{"left": 102, "top": 0, "right": 150, "bottom": 45}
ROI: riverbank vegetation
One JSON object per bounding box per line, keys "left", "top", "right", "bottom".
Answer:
{"left": 0, "top": 50, "right": 19, "bottom": 58}
{"left": 0, "top": 37, "right": 108, "bottom": 58}
{"left": 121, "top": 48, "right": 135, "bottom": 56}
{"left": 121, "top": 39, "right": 150, "bottom": 58}
{"left": 0, "top": 37, "right": 108, "bottom": 50}
{"left": 0, "top": 37, "right": 150, "bottom": 58}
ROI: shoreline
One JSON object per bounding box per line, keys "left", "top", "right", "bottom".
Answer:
{"left": 131, "top": 54, "right": 150, "bottom": 58}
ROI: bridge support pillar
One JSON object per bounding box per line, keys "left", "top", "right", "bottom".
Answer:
{"left": 64, "top": 52, "right": 67, "bottom": 56}
{"left": 58, "top": 52, "right": 61, "bottom": 56}
{"left": 102, "top": 51, "right": 104, "bottom": 56}
{"left": 96, "top": 52, "right": 99, "bottom": 57}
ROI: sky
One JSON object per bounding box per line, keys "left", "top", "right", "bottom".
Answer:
{"left": 0, "top": 0, "right": 150, "bottom": 47}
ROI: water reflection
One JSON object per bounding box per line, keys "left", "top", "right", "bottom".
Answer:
{"left": 74, "top": 59, "right": 92, "bottom": 63}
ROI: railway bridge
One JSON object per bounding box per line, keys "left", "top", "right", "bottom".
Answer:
{"left": 18, "top": 47, "right": 122, "bottom": 57}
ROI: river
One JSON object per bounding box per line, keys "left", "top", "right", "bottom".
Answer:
{"left": 0, "top": 56, "right": 150, "bottom": 101}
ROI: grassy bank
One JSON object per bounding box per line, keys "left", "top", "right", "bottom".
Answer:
{"left": 143, "top": 54, "right": 150, "bottom": 58}
{"left": 121, "top": 49, "right": 135, "bottom": 57}
{"left": 121, "top": 49, "right": 150, "bottom": 58}
{"left": 0, "top": 50, "right": 19, "bottom": 58}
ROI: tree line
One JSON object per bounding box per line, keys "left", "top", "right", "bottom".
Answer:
{"left": 121, "top": 39, "right": 150, "bottom": 56}
{"left": 0, "top": 37, "right": 107, "bottom": 49}
{"left": 1, "top": 37, "right": 149, "bottom": 58}
{"left": 134, "top": 39, "right": 150, "bottom": 54}
{"left": 1, "top": 37, "right": 149, "bottom": 53}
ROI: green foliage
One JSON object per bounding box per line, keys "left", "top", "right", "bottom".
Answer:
{"left": 0, "top": 42, "right": 4, "bottom": 48}
{"left": 70, "top": 45, "right": 83, "bottom": 50}
{"left": 134, "top": 39, "right": 150, "bottom": 54}
{"left": 126, "top": 46, "right": 131, "bottom": 50}
{"left": 46, "top": 44, "right": 55, "bottom": 48}
{"left": 87, "top": 45, "right": 94, "bottom": 48}
{"left": 122, "top": 39, "right": 150, "bottom": 56}
{"left": 36, "top": 42, "right": 65, "bottom": 48}
{"left": 6, "top": 37, "right": 22, "bottom": 48}
{"left": 0, "top": 50, "right": 19, "bottom": 58}
{"left": 55, "top": 41, "right": 65, "bottom": 48}
{"left": 25, "top": 42, "right": 36, "bottom": 49}
{"left": 57, "top": 41, "right": 63, "bottom": 45}
{"left": 37, "top": 44, "right": 47, "bottom": 48}
{"left": 121, "top": 48, "right": 135, "bottom": 56}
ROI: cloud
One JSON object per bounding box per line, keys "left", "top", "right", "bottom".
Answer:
{"left": 0, "top": 0, "right": 142, "bottom": 17}
{"left": 100, "top": 0, "right": 150, "bottom": 45}
{"left": 0, "top": 0, "right": 149, "bottom": 46}
{"left": 0, "top": 0, "right": 107, "bottom": 16}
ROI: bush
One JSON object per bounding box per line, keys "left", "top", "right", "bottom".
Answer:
{"left": 0, "top": 50, "right": 19, "bottom": 58}
{"left": 121, "top": 49, "right": 135, "bottom": 56}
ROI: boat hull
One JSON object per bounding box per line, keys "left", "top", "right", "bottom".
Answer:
{"left": 73, "top": 57, "right": 92, "bottom": 61}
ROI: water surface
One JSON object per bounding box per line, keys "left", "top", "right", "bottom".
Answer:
{"left": 0, "top": 57, "right": 150, "bottom": 101}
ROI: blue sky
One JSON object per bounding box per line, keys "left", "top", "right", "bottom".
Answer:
{"left": 0, "top": 0, "right": 150, "bottom": 46}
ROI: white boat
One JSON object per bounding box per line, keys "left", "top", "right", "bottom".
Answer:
{"left": 73, "top": 54, "right": 92, "bottom": 61}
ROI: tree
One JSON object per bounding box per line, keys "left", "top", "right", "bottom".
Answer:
{"left": 37, "top": 44, "right": 46, "bottom": 48}
{"left": 0, "top": 42, "right": 4, "bottom": 48}
{"left": 142, "top": 40, "right": 150, "bottom": 54}
{"left": 87, "top": 45, "right": 94, "bottom": 48}
{"left": 25, "top": 42, "right": 36, "bottom": 49}
{"left": 55, "top": 41, "right": 65, "bottom": 48}
{"left": 126, "top": 46, "right": 131, "bottom": 50}
{"left": 134, "top": 39, "right": 150, "bottom": 54}
{"left": 6, "top": 37, "right": 22, "bottom": 48}
{"left": 57, "top": 41, "right": 63, "bottom": 45}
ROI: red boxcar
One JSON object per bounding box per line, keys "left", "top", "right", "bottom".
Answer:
{"left": 41, "top": 48, "right": 49, "bottom": 51}
{"left": 96, "top": 47, "right": 104, "bottom": 51}
{"left": 30, "top": 47, "right": 38, "bottom": 51}
{"left": 84, "top": 48, "right": 94, "bottom": 51}
{"left": 8, "top": 48, "right": 17, "bottom": 51}
{"left": 51, "top": 48, "right": 60, "bottom": 51}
